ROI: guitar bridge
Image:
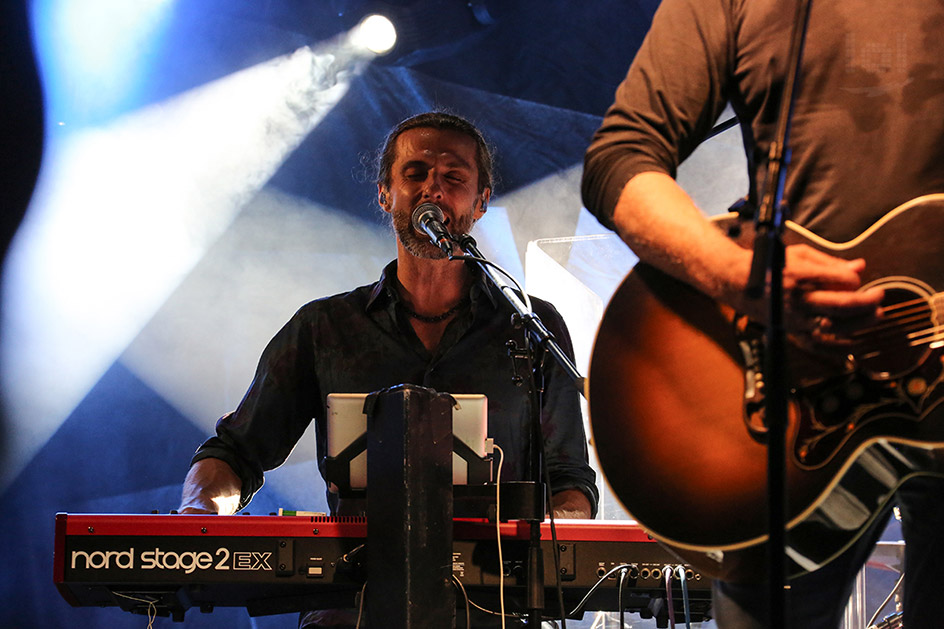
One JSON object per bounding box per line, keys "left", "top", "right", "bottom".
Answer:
{"left": 735, "top": 316, "right": 768, "bottom": 439}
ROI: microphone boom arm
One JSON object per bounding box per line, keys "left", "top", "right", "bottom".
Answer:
{"left": 453, "top": 232, "right": 586, "bottom": 398}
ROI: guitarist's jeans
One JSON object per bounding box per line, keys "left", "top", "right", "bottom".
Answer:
{"left": 712, "top": 475, "right": 944, "bottom": 628}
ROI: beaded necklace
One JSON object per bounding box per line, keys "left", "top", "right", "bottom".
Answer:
{"left": 399, "top": 297, "right": 470, "bottom": 323}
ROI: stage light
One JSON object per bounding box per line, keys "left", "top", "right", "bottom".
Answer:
{"left": 1, "top": 11, "right": 397, "bottom": 487}
{"left": 353, "top": 14, "right": 397, "bottom": 55}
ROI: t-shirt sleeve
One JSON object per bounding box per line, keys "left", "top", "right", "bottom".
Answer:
{"left": 582, "top": 0, "right": 736, "bottom": 230}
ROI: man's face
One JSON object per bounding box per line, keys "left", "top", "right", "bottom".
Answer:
{"left": 380, "top": 126, "right": 489, "bottom": 259}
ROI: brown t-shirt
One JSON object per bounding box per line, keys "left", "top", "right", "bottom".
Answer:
{"left": 583, "top": 0, "right": 944, "bottom": 242}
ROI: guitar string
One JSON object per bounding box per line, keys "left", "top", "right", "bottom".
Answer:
{"left": 850, "top": 311, "right": 931, "bottom": 339}
{"left": 862, "top": 292, "right": 942, "bottom": 319}
{"left": 832, "top": 295, "right": 944, "bottom": 351}
{"left": 864, "top": 299, "right": 931, "bottom": 321}
{"left": 856, "top": 321, "right": 944, "bottom": 347}
{"left": 848, "top": 295, "right": 938, "bottom": 338}
{"left": 908, "top": 327, "right": 944, "bottom": 347}
{"left": 895, "top": 292, "right": 944, "bottom": 344}
{"left": 855, "top": 325, "right": 944, "bottom": 348}
{"left": 791, "top": 289, "right": 944, "bottom": 353}
{"left": 852, "top": 312, "right": 930, "bottom": 337}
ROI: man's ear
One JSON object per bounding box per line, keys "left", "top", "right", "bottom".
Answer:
{"left": 378, "top": 184, "right": 390, "bottom": 212}
{"left": 475, "top": 188, "right": 491, "bottom": 220}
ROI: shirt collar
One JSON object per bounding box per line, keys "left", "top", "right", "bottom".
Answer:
{"left": 364, "top": 260, "right": 397, "bottom": 313}
{"left": 364, "top": 259, "right": 498, "bottom": 313}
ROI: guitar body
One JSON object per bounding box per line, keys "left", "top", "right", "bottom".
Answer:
{"left": 588, "top": 195, "right": 944, "bottom": 581}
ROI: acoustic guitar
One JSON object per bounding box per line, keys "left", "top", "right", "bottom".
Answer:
{"left": 588, "top": 194, "right": 944, "bottom": 581}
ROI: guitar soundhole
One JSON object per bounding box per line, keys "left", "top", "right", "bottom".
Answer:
{"left": 851, "top": 280, "right": 935, "bottom": 380}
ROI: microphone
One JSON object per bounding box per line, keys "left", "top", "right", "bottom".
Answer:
{"left": 411, "top": 203, "right": 454, "bottom": 257}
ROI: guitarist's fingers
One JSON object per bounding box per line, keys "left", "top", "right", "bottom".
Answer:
{"left": 800, "top": 285, "right": 885, "bottom": 316}
{"left": 796, "top": 286, "right": 885, "bottom": 345}
{"left": 783, "top": 246, "right": 883, "bottom": 323}
{"left": 784, "top": 245, "right": 867, "bottom": 291}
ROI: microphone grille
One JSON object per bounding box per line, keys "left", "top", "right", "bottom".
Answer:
{"left": 411, "top": 203, "right": 444, "bottom": 229}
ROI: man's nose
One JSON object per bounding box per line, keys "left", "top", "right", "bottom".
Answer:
{"left": 422, "top": 173, "right": 444, "bottom": 199}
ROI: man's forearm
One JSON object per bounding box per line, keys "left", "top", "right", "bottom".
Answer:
{"left": 179, "top": 457, "right": 242, "bottom": 514}
{"left": 551, "top": 488, "right": 593, "bottom": 519}
{"left": 612, "top": 171, "right": 752, "bottom": 308}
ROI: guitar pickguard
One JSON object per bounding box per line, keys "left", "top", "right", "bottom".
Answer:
{"left": 792, "top": 355, "right": 944, "bottom": 468}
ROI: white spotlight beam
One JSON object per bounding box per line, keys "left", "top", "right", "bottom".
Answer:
{"left": 0, "top": 29, "right": 376, "bottom": 487}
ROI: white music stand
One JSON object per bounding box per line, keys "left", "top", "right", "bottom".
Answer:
{"left": 525, "top": 232, "right": 636, "bottom": 521}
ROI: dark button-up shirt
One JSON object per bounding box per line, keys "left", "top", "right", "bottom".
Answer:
{"left": 192, "top": 260, "right": 598, "bottom": 515}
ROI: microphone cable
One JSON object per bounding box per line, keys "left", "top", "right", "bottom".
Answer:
{"left": 446, "top": 251, "right": 533, "bottom": 313}
{"left": 617, "top": 566, "right": 629, "bottom": 628}
{"left": 493, "top": 444, "right": 507, "bottom": 629}
{"left": 566, "top": 563, "right": 634, "bottom": 617}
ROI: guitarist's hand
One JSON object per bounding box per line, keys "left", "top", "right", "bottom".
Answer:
{"left": 771, "top": 244, "right": 884, "bottom": 343}
{"left": 609, "top": 172, "right": 883, "bottom": 343}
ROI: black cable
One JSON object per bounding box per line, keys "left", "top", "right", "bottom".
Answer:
{"left": 542, "top": 442, "right": 568, "bottom": 628}
{"left": 451, "top": 575, "right": 472, "bottom": 628}
{"left": 447, "top": 252, "right": 533, "bottom": 312}
{"left": 567, "top": 564, "right": 633, "bottom": 617}
{"left": 676, "top": 566, "right": 692, "bottom": 629}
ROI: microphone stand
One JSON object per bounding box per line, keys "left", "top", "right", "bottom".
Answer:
{"left": 452, "top": 232, "right": 584, "bottom": 394}
{"left": 452, "top": 232, "right": 585, "bottom": 627}
{"left": 744, "top": 0, "right": 813, "bottom": 626}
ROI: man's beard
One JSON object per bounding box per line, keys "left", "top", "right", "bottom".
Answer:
{"left": 393, "top": 204, "right": 475, "bottom": 260}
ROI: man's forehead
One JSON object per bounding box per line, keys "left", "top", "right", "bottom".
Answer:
{"left": 394, "top": 127, "right": 477, "bottom": 167}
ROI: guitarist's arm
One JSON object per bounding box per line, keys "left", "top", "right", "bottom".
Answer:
{"left": 610, "top": 171, "right": 884, "bottom": 332}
